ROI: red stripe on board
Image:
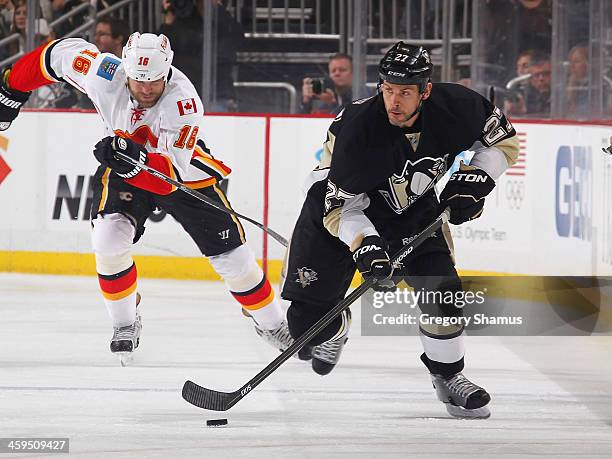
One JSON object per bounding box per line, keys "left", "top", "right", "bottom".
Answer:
{"left": 506, "top": 172, "right": 526, "bottom": 176}
{"left": 262, "top": 116, "right": 271, "bottom": 275}
{"left": 17, "top": 109, "right": 612, "bottom": 126}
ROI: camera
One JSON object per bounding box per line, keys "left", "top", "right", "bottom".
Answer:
{"left": 311, "top": 78, "right": 326, "bottom": 95}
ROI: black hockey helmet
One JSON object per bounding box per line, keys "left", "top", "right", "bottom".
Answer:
{"left": 378, "top": 42, "right": 433, "bottom": 92}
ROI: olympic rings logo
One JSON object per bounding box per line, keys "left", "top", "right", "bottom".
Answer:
{"left": 505, "top": 179, "right": 525, "bottom": 209}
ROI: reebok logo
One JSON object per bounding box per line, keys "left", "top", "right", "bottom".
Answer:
{"left": 0, "top": 93, "right": 22, "bottom": 109}
{"left": 450, "top": 173, "right": 488, "bottom": 183}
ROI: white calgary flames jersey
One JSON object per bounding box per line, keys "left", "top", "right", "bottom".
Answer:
{"left": 42, "top": 38, "right": 230, "bottom": 187}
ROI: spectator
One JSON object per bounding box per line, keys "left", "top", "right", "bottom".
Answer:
{"left": 75, "top": 16, "right": 130, "bottom": 109}
{"left": 505, "top": 50, "right": 551, "bottom": 116}
{"left": 479, "top": 0, "right": 552, "bottom": 87}
{"left": 515, "top": 49, "right": 534, "bottom": 76}
{"left": 565, "top": 44, "right": 589, "bottom": 117}
{"left": 49, "top": 0, "right": 87, "bottom": 38}
{"left": 94, "top": 17, "right": 129, "bottom": 57}
{"left": 159, "top": 0, "right": 244, "bottom": 112}
{"left": 502, "top": 49, "right": 534, "bottom": 106}
{"left": 0, "top": 0, "right": 14, "bottom": 61}
{"left": 301, "top": 53, "right": 365, "bottom": 115}
{"left": 0, "top": 0, "right": 13, "bottom": 35}
{"left": 6, "top": 0, "right": 51, "bottom": 56}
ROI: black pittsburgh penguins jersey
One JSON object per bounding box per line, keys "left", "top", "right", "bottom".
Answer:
{"left": 323, "top": 82, "right": 516, "bottom": 229}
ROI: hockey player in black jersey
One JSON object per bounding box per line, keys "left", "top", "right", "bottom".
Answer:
{"left": 281, "top": 42, "right": 519, "bottom": 418}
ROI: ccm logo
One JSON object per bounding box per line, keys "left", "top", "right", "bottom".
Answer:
{"left": 450, "top": 173, "right": 488, "bottom": 183}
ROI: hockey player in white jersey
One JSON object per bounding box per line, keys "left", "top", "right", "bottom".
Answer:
{"left": 0, "top": 33, "right": 293, "bottom": 364}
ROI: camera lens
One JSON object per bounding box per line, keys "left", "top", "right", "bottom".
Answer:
{"left": 312, "top": 79, "right": 323, "bottom": 95}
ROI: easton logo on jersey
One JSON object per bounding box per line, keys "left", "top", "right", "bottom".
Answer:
{"left": 177, "top": 98, "right": 197, "bottom": 116}
{"left": 379, "top": 156, "right": 448, "bottom": 213}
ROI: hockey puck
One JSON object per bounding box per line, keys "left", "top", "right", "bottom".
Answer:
{"left": 206, "top": 418, "right": 228, "bottom": 427}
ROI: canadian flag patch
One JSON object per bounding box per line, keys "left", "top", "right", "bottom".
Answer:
{"left": 177, "top": 98, "right": 197, "bottom": 116}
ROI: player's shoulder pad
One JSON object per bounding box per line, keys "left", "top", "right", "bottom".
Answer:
{"left": 330, "top": 94, "right": 379, "bottom": 135}
{"left": 91, "top": 52, "right": 124, "bottom": 88}
{"left": 429, "top": 82, "right": 485, "bottom": 106}
{"left": 160, "top": 66, "right": 204, "bottom": 125}
{"left": 53, "top": 38, "right": 124, "bottom": 85}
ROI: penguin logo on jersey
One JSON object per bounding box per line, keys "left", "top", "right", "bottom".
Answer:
{"left": 379, "top": 155, "right": 448, "bottom": 213}
{"left": 295, "top": 267, "right": 318, "bottom": 288}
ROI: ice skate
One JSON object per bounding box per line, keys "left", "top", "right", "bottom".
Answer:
{"left": 252, "top": 319, "right": 298, "bottom": 355}
{"left": 430, "top": 372, "right": 491, "bottom": 419}
{"left": 311, "top": 309, "right": 351, "bottom": 375}
{"left": 111, "top": 294, "right": 142, "bottom": 367}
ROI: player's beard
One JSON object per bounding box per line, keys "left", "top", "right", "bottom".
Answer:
{"left": 387, "top": 98, "right": 424, "bottom": 128}
{"left": 126, "top": 82, "right": 165, "bottom": 108}
{"left": 387, "top": 108, "right": 418, "bottom": 127}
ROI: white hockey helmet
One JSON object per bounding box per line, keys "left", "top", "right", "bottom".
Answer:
{"left": 122, "top": 32, "right": 174, "bottom": 82}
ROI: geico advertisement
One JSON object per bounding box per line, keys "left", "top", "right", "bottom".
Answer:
{"left": 532, "top": 123, "right": 594, "bottom": 275}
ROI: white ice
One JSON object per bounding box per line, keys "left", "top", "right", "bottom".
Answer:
{"left": 1, "top": 273, "right": 612, "bottom": 458}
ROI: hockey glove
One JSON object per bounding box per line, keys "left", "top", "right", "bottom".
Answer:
{"left": 93, "top": 136, "right": 148, "bottom": 178}
{"left": 352, "top": 235, "right": 394, "bottom": 281}
{"left": 438, "top": 162, "right": 495, "bottom": 225}
{"left": 0, "top": 68, "right": 31, "bottom": 131}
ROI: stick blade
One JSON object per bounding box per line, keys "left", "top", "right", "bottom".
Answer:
{"left": 182, "top": 380, "right": 233, "bottom": 411}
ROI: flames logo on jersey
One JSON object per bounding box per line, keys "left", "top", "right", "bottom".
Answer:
{"left": 114, "top": 125, "right": 158, "bottom": 149}
{"left": 379, "top": 155, "right": 448, "bottom": 213}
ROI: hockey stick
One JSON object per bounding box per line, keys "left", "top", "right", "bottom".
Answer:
{"left": 114, "top": 151, "right": 288, "bottom": 247}
{"left": 182, "top": 209, "right": 450, "bottom": 411}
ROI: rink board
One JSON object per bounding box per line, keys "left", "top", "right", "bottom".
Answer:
{"left": 0, "top": 111, "right": 611, "bottom": 279}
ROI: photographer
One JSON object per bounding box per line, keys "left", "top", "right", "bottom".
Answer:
{"left": 159, "top": 0, "right": 243, "bottom": 111}
{"left": 301, "top": 53, "right": 358, "bottom": 115}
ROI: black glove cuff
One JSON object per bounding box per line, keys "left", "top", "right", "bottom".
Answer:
{"left": 115, "top": 148, "right": 148, "bottom": 179}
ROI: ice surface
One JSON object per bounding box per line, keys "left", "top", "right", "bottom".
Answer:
{"left": 1, "top": 273, "right": 611, "bottom": 458}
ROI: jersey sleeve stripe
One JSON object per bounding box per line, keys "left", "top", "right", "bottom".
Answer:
{"left": 8, "top": 39, "right": 59, "bottom": 91}
{"left": 190, "top": 157, "right": 224, "bottom": 182}
{"left": 41, "top": 39, "right": 62, "bottom": 83}
{"left": 192, "top": 147, "right": 231, "bottom": 178}
{"left": 183, "top": 177, "right": 217, "bottom": 189}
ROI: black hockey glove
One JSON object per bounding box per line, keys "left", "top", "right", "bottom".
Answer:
{"left": 93, "top": 136, "right": 148, "bottom": 179}
{"left": 352, "top": 235, "right": 394, "bottom": 281}
{"left": 0, "top": 68, "right": 31, "bottom": 131}
{"left": 438, "top": 163, "right": 495, "bottom": 225}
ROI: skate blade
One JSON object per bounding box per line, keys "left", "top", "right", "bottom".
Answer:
{"left": 445, "top": 403, "right": 490, "bottom": 419}
{"left": 116, "top": 352, "right": 134, "bottom": 367}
